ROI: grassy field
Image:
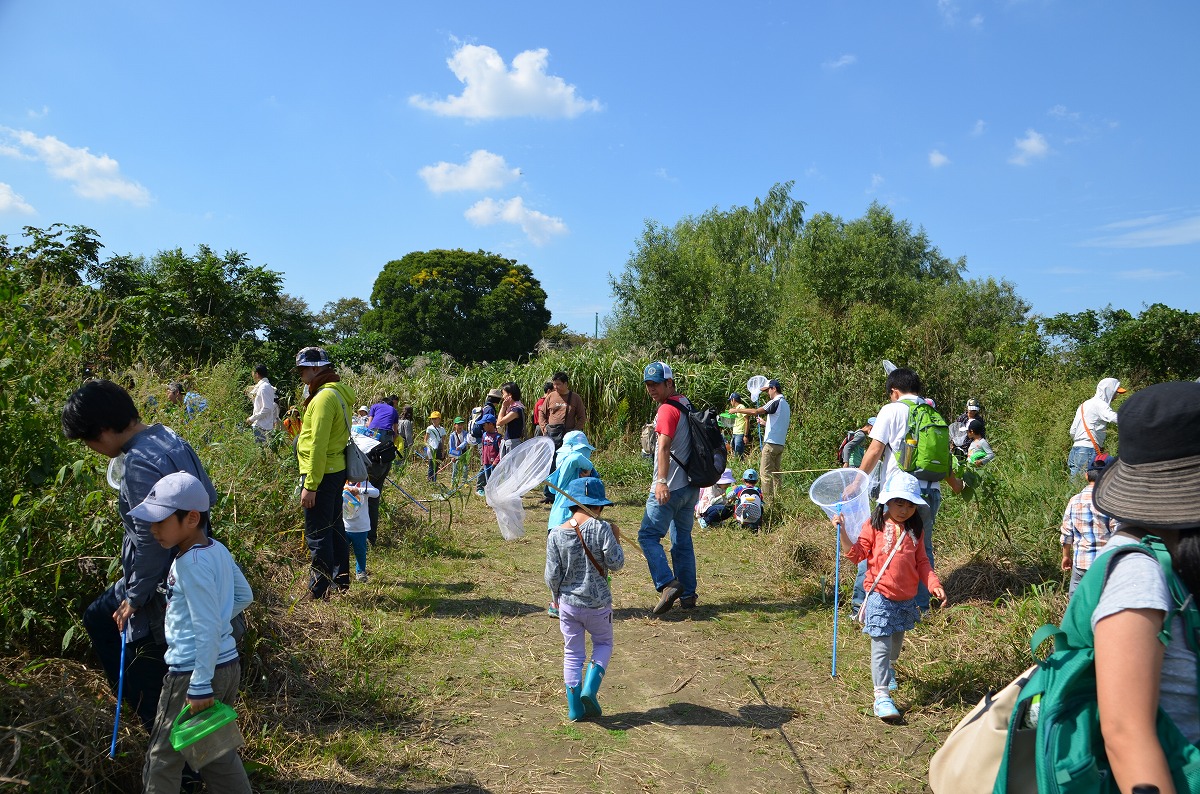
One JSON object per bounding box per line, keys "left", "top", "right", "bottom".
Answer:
{"left": 61, "top": 449, "right": 1067, "bottom": 794}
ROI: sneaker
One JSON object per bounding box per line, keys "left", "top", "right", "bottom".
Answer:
{"left": 476, "top": 488, "right": 486, "bottom": 497}
{"left": 697, "top": 517, "right": 708, "bottom": 529}
{"left": 652, "top": 580, "right": 682, "bottom": 615}
{"left": 680, "top": 595, "right": 697, "bottom": 610}
{"left": 355, "top": 572, "right": 369, "bottom": 584}
{"left": 873, "top": 695, "right": 901, "bottom": 723}
{"left": 547, "top": 603, "right": 559, "bottom": 618}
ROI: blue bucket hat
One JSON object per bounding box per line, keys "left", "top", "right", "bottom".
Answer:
{"left": 566, "top": 476, "right": 613, "bottom": 507}
{"left": 562, "top": 430, "right": 595, "bottom": 451}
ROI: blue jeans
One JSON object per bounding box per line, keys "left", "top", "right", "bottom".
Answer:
{"left": 348, "top": 532, "right": 368, "bottom": 574}
{"left": 1067, "top": 446, "right": 1095, "bottom": 479}
{"left": 639, "top": 486, "right": 700, "bottom": 599}
{"left": 914, "top": 487, "right": 942, "bottom": 611}
{"left": 731, "top": 434, "right": 746, "bottom": 458}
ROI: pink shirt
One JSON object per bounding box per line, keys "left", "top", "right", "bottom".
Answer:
{"left": 846, "top": 518, "right": 941, "bottom": 602}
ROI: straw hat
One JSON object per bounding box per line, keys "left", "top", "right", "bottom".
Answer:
{"left": 1093, "top": 381, "right": 1200, "bottom": 530}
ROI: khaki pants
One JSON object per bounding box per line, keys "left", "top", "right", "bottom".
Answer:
{"left": 760, "top": 442, "right": 784, "bottom": 501}
{"left": 143, "top": 661, "right": 251, "bottom": 794}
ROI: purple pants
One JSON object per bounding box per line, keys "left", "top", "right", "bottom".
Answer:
{"left": 557, "top": 602, "right": 614, "bottom": 687}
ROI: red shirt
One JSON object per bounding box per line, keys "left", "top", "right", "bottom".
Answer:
{"left": 846, "top": 518, "right": 941, "bottom": 602}
{"left": 533, "top": 397, "right": 546, "bottom": 429}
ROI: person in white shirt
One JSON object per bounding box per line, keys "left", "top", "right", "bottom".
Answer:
{"left": 1068, "top": 377, "right": 1126, "bottom": 478}
{"left": 857, "top": 367, "right": 961, "bottom": 611}
{"left": 728, "top": 379, "right": 792, "bottom": 501}
{"left": 245, "top": 365, "right": 278, "bottom": 443}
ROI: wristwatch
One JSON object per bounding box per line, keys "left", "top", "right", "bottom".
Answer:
{"left": 653, "top": 477, "right": 668, "bottom": 485}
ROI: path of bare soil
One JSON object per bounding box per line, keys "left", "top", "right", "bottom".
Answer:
{"left": 355, "top": 491, "right": 956, "bottom": 794}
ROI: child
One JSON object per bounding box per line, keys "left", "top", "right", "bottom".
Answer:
{"left": 546, "top": 431, "right": 598, "bottom": 617}
{"left": 447, "top": 416, "right": 469, "bottom": 485}
{"left": 545, "top": 477, "right": 625, "bottom": 721}
{"left": 475, "top": 417, "right": 501, "bottom": 496}
{"left": 1059, "top": 457, "right": 1116, "bottom": 597}
{"left": 965, "top": 419, "right": 995, "bottom": 467}
{"left": 695, "top": 468, "right": 735, "bottom": 529}
{"left": 834, "top": 470, "right": 944, "bottom": 723}
{"left": 731, "top": 469, "right": 765, "bottom": 531}
{"left": 343, "top": 479, "right": 380, "bottom": 583}
{"left": 425, "top": 411, "right": 447, "bottom": 482}
{"left": 126, "top": 471, "right": 253, "bottom": 793}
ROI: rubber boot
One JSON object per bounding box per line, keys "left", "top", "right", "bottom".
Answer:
{"left": 580, "top": 662, "right": 605, "bottom": 718}
{"left": 566, "top": 684, "right": 585, "bottom": 721}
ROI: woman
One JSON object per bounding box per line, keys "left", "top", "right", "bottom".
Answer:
{"left": 294, "top": 346, "right": 355, "bottom": 600}
{"left": 1090, "top": 381, "right": 1200, "bottom": 793}
{"left": 245, "top": 364, "right": 277, "bottom": 443}
{"left": 496, "top": 382, "right": 526, "bottom": 458}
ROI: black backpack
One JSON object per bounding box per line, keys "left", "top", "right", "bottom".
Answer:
{"left": 666, "top": 397, "right": 727, "bottom": 488}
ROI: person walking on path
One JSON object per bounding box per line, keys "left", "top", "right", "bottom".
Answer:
{"left": 294, "top": 346, "right": 355, "bottom": 600}
{"left": 62, "top": 379, "right": 219, "bottom": 731}
{"left": 728, "top": 379, "right": 791, "bottom": 501}
{"left": 856, "top": 367, "right": 961, "bottom": 612}
{"left": 1068, "top": 377, "right": 1126, "bottom": 478}
{"left": 638, "top": 361, "right": 701, "bottom": 615}
{"left": 546, "top": 477, "right": 625, "bottom": 721}
{"left": 245, "top": 364, "right": 277, "bottom": 443}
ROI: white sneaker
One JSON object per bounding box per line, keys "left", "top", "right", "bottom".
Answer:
{"left": 355, "top": 572, "right": 369, "bottom": 584}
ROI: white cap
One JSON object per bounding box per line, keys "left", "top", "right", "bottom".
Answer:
{"left": 128, "top": 472, "right": 212, "bottom": 523}
{"left": 876, "top": 470, "right": 928, "bottom": 507}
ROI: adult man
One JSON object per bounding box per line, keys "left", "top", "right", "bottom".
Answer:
{"left": 638, "top": 361, "right": 701, "bottom": 615}
{"left": 857, "top": 367, "right": 962, "bottom": 611}
{"left": 538, "top": 373, "right": 587, "bottom": 503}
{"left": 954, "top": 398, "right": 982, "bottom": 426}
{"left": 295, "top": 346, "right": 355, "bottom": 600}
{"left": 365, "top": 395, "right": 399, "bottom": 443}
{"left": 166, "top": 381, "right": 207, "bottom": 420}
{"left": 245, "top": 364, "right": 277, "bottom": 443}
{"left": 729, "top": 379, "right": 791, "bottom": 501}
{"left": 1067, "top": 377, "right": 1126, "bottom": 478}
{"left": 62, "top": 379, "right": 218, "bottom": 731}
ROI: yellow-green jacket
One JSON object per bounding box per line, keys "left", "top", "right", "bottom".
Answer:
{"left": 297, "top": 381, "right": 355, "bottom": 489}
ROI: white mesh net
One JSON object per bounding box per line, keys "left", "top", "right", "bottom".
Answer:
{"left": 808, "top": 468, "right": 871, "bottom": 542}
{"left": 485, "top": 436, "right": 556, "bottom": 541}
{"left": 746, "top": 375, "right": 769, "bottom": 403}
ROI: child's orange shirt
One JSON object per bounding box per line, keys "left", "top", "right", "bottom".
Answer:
{"left": 846, "top": 518, "right": 941, "bottom": 602}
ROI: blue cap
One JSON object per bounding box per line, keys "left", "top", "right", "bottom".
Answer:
{"left": 868, "top": 416, "right": 878, "bottom": 425}
{"left": 566, "top": 476, "right": 613, "bottom": 507}
{"left": 767, "top": 379, "right": 781, "bottom": 391}
{"left": 643, "top": 361, "right": 674, "bottom": 383}
{"left": 742, "top": 468, "right": 759, "bottom": 482}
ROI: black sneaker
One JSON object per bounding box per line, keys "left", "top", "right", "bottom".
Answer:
{"left": 653, "top": 580, "right": 682, "bottom": 615}
{"left": 680, "top": 595, "right": 697, "bottom": 610}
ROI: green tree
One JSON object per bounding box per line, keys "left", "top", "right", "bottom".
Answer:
{"left": 363, "top": 249, "right": 550, "bottom": 363}
{"left": 1043, "top": 304, "right": 1200, "bottom": 385}
{"left": 317, "top": 297, "right": 370, "bottom": 344}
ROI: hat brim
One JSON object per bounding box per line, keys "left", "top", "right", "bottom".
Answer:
{"left": 128, "top": 501, "right": 178, "bottom": 523}
{"left": 573, "top": 496, "right": 613, "bottom": 508}
{"left": 1092, "top": 454, "right": 1200, "bottom": 530}
{"left": 876, "top": 489, "right": 928, "bottom": 508}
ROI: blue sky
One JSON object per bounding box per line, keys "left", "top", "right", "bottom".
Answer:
{"left": 2, "top": 2, "right": 1197, "bottom": 334}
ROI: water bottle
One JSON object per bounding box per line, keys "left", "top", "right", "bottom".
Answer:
{"left": 897, "top": 437, "right": 918, "bottom": 470}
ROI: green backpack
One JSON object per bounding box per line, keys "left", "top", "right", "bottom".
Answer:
{"left": 993, "top": 536, "right": 1200, "bottom": 794}
{"left": 897, "top": 398, "right": 952, "bottom": 482}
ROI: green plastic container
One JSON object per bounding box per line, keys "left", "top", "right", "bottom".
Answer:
{"left": 170, "top": 700, "right": 238, "bottom": 751}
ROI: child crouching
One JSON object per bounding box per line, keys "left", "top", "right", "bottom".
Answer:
{"left": 545, "top": 477, "right": 625, "bottom": 721}
{"left": 835, "top": 470, "right": 944, "bottom": 723}
{"left": 127, "top": 472, "right": 253, "bottom": 793}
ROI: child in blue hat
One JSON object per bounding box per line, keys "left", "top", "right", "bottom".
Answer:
{"left": 545, "top": 477, "right": 625, "bottom": 721}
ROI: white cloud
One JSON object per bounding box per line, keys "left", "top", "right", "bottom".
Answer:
{"left": 822, "top": 54, "right": 857, "bottom": 70}
{"left": 655, "top": 167, "right": 678, "bottom": 183}
{"left": 26, "top": 106, "right": 49, "bottom": 120}
{"left": 410, "top": 44, "right": 602, "bottom": 119}
{"left": 0, "top": 127, "right": 150, "bottom": 204}
{"left": 866, "top": 173, "right": 884, "bottom": 194}
{"left": 0, "top": 183, "right": 35, "bottom": 215}
{"left": 969, "top": 14, "right": 984, "bottom": 29}
{"left": 937, "top": 0, "right": 959, "bottom": 24}
{"left": 929, "top": 149, "right": 950, "bottom": 168}
{"left": 1080, "top": 213, "right": 1200, "bottom": 248}
{"left": 1049, "top": 104, "right": 1080, "bottom": 121}
{"left": 464, "top": 196, "right": 568, "bottom": 245}
{"left": 418, "top": 150, "right": 520, "bottom": 193}
{"left": 971, "top": 119, "right": 986, "bottom": 137}
{"left": 1116, "top": 268, "right": 1184, "bottom": 280}
{"left": 1008, "top": 129, "right": 1049, "bottom": 166}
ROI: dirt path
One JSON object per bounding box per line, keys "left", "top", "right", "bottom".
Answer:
{"left": 374, "top": 493, "right": 946, "bottom": 794}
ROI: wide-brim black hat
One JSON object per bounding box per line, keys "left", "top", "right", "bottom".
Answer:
{"left": 1093, "top": 381, "right": 1200, "bottom": 530}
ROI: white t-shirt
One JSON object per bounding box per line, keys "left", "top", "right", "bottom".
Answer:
{"left": 761, "top": 395, "right": 791, "bottom": 446}
{"left": 869, "top": 394, "right": 940, "bottom": 493}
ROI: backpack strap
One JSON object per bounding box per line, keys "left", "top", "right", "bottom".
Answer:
{"left": 569, "top": 518, "right": 606, "bottom": 577}
{"left": 1079, "top": 406, "right": 1103, "bottom": 454}
{"left": 665, "top": 396, "right": 694, "bottom": 472}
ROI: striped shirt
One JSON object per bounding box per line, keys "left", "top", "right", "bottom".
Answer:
{"left": 1059, "top": 483, "right": 1116, "bottom": 571}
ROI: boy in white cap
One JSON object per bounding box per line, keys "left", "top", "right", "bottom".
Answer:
{"left": 128, "top": 471, "right": 253, "bottom": 793}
